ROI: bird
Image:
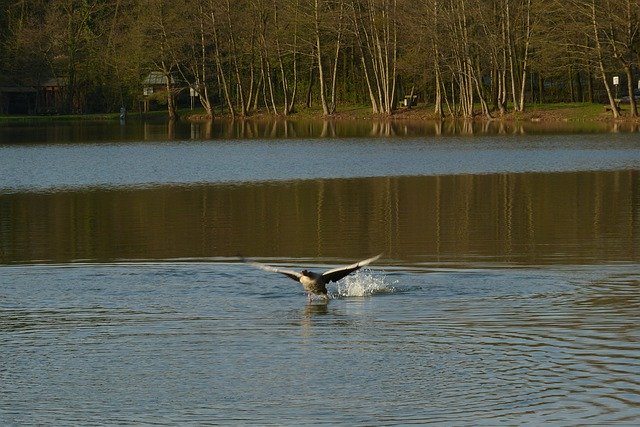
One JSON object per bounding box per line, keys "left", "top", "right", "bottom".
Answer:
{"left": 245, "top": 254, "right": 382, "bottom": 302}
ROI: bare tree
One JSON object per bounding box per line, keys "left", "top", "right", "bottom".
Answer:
{"left": 600, "top": 0, "right": 639, "bottom": 116}
{"left": 314, "top": 0, "right": 344, "bottom": 115}
{"left": 352, "top": 0, "right": 399, "bottom": 115}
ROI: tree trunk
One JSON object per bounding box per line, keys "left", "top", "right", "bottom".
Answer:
{"left": 434, "top": 60, "right": 443, "bottom": 118}
{"left": 505, "top": 0, "right": 518, "bottom": 111}
{"left": 587, "top": 69, "right": 594, "bottom": 103}
{"left": 314, "top": 0, "right": 330, "bottom": 115}
{"left": 306, "top": 49, "right": 315, "bottom": 108}
{"left": 433, "top": 0, "right": 443, "bottom": 118}
{"left": 273, "top": 0, "right": 288, "bottom": 115}
{"left": 245, "top": 28, "right": 256, "bottom": 114}
{"left": 329, "top": 4, "right": 343, "bottom": 114}
{"left": 225, "top": 0, "right": 246, "bottom": 116}
{"left": 518, "top": 0, "right": 532, "bottom": 112}
{"left": 353, "top": 0, "right": 397, "bottom": 114}
{"left": 198, "top": 10, "right": 213, "bottom": 118}
{"left": 498, "top": 2, "right": 508, "bottom": 115}
{"left": 287, "top": 4, "right": 300, "bottom": 115}
{"left": 592, "top": 0, "right": 619, "bottom": 117}
{"left": 253, "top": 66, "right": 263, "bottom": 111}
{"left": 162, "top": 64, "right": 178, "bottom": 121}
{"left": 623, "top": 64, "right": 638, "bottom": 116}
{"left": 210, "top": 8, "right": 235, "bottom": 118}
{"left": 352, "top": 1, "right": 379, "bottom": 113}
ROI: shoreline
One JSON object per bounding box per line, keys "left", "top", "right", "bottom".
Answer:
{"left": 185, "top": 102, "right": 640, "bottom": 124}
{"left": 2, "top": 102, "right": 640, "bottom": 124}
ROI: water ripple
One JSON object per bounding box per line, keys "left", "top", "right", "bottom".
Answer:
{"left": 1, "top": 262, "right": 640, "bottom": 424}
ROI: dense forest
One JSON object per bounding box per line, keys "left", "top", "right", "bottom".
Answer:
{"left": 1, "top": 0, "right": 639, "bottom": 118}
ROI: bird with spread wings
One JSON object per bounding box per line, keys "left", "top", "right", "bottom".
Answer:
{"left": 245, "top": 254, "right": 382, "bottom": 302}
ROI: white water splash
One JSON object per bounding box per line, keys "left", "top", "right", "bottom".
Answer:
{"left": 334, "top": 270, "right": 396, "bottom": 298}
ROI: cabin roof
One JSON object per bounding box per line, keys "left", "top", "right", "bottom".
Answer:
{"left": 143, "top": 71, "right": 176, "bottom": 86}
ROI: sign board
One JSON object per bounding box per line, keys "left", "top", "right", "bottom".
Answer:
{"left": 613, "top": 76, "right": 619, "bottom": 86}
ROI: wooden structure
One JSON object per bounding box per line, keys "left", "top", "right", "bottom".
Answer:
{"left": 38, "top": 77, "right": 67, "bottom": 114}
{"left": 0, "top": 78, "right": 37, "bottom": 114}
{"left": 141, "top": 71, "right": 182, "bottom": 113}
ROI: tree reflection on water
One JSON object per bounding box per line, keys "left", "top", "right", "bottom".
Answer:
{"left": 1, "top": 170, "right": 637, "bottom": 266}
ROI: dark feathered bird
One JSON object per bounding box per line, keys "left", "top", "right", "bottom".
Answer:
{"left": 246, "top": 254, "right": 382, "bottom": 302}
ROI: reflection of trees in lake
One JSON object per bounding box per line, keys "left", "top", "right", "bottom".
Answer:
{"left": 194, "top": 118, "right": 618, "bottom": 140}
{"left": 1, "top": 171, "right": 637, "bottom": 265}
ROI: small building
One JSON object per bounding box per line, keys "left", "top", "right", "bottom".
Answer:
{"left": 0, "top": 78, "right": 37, "bottom": 115}
{"left": 0, "top": 75, "right": 70, "bottom": 115}
{"left": 141, "top": 71, "right": 187, "bottom": 112}
{"left": 38, "top": 77, "right": 67, "bottom": 114}
{"left": 142, "top": 71, "right": 175, "bottom": 89}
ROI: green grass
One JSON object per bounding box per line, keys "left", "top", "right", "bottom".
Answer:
{"left": 527, "top": 102, "right": 606, "bottom": 120}
{"left": 0, "top": 102, "right": 629, "bottom": 123}
{"left": 0, "top": 111, "right": 125, "bottom": 122}
{"left": 0, "top": 108, "right": 190, "bottom": 123}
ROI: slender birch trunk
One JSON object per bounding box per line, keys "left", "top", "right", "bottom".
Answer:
{"left": 209, "top": 6, "right": 235, "bottom": 117}
{"left": 329, "top": 0, "right": 344, "bottom": 114}
{"left": 518, "top": 0, "right": 532, "bottom": 112}
{"left": 353, "top": 3, "right": 379, "bottom": 113}
{"left": 592, "top": 0, "right": 619, "bottom": 117}
{"left": 314, "top": 0, "right": 330, "bottom": 115}
{"left": 433, "top": 0, "right": 443, "bottom": 118}
{"left": 225, "top": 0, "right": 246, "bottom": 116}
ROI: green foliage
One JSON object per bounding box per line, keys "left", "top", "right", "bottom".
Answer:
{"left": 2, "top": 0, "right": 640, "bottom": 117}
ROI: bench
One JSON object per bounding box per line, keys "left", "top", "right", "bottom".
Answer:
{"left": 403, "top": 95, "right": 417, "bottom": 108}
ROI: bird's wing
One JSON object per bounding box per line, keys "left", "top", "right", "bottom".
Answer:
{"left": 246, "top": 261, "right": 302, "bottom": 282}
{"left": 321, "top": 254, "right": 382, "bottom": 283}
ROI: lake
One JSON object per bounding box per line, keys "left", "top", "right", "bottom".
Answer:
{"left": 1, "top": 118, "right": 639, "bottom": 424}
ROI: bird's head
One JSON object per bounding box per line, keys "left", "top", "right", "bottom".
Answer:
{"left": 301, "top": 269, "right": 309, "bottom": 276}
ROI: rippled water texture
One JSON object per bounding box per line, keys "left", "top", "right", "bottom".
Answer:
{"left": 2, "top": 263, "right": 639, "bottom": 424}
{"left": 1, "top": 119, "right": 639, "bottom": 424}
{"left": 1, "top": 134, "right": 640, "bottom": 192}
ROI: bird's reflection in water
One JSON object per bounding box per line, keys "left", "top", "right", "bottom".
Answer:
{"left": 299, "top": 303, "right": 330, "bottom": 337}
{"left": 303, "top": 302, "right": 329, "bottom": 317}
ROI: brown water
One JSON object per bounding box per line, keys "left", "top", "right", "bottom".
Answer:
{"left": 1, "top": 171, "right": 638, "bottom": 265}
{"left": 1, "top": 116, "right": 640, "bottom": 144}
{"left": 1, "top": 119, "right": 639, "bottom": 425}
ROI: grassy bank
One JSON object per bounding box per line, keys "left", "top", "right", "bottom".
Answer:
{"left": 0, "top": 112, "right": 122, "bottom": 122}
{"left": 190, "top": 102, "right": 640, "bottom": 123}
{"left": 515, "top": 102, "right": 617, "bottom": 122}
{"left": 1, "top": 102, "right": 637, "bottom": 123}
{"left": 0, "top": 109, "right": 173, "bottom": 123}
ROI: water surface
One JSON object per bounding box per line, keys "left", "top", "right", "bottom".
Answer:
{"left": 1, "top": 171, "right": 637, "bottom": 265}
{"left": 2, "top": 262, "right": 639, "bottom": 424}
{"left": 1, "top": 134, "right": 639, "bottom": 192}
{"left": 1, "top": 119, "right": 639, "bottom": 424}
{"left": 2, "top": 116, "right": 639, "bottom": 145}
